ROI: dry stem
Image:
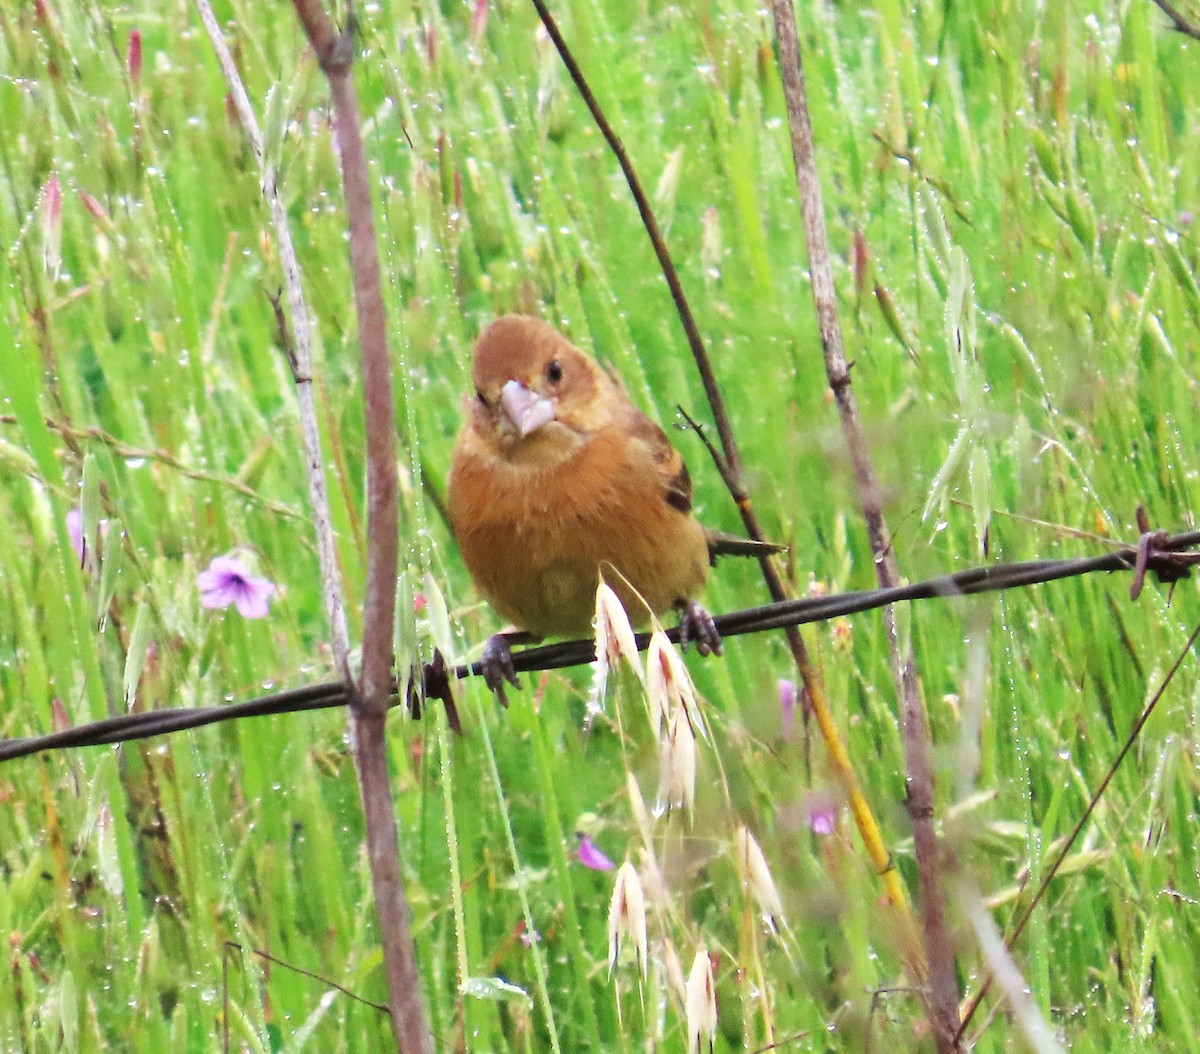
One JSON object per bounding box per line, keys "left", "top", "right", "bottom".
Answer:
{"left": 769, "top": 1, "right": 960, "bottom": 1048}
{"left": 529, "top": 0, "right": 917, "bottom": 970}
{"left": 286, "top": 2, "right": 430, "bottom": 1049}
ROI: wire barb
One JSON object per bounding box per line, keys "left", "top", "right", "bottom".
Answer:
{"left": 1130, "top": 506, "right": 1198, "bottom": 600}
{"left": 3, "top": 525, "right": 1196, "bottom": 761}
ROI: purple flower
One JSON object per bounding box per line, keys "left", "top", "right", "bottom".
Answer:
{"left": 66, "top": 508, "right": 86, "bottom": 567}
{"left": 518, "top": 923, "right": 541, "bottom": 946}
{"left": 67, "top": 508, "right": 111, "bottom": 569}
{"left": 197, "top": 555, "right": 276, "bottom": 619}
{"left": 807, "top": 794, "right": 837, "bottom": 837}
{"left": 778, "top": 678, "right": 797, "bottom": 737}
{"left": 42, "top": 173, "right": 62, "bottom": 280}
{"left": 576, "top": 835, "right": 616, "bottom": 872}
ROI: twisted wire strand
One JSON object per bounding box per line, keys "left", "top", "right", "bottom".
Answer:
{"left": 2, "top": 529, "right": 1196, "bottom": 763}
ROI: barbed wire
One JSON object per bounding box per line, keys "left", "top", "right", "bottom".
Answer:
{"left": 2, "top": 525, "right": 1197, "bottom": 764}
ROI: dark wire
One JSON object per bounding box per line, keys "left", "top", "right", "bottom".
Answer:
{"left": 2, "top": 528, "right": 1197, "bottom": 763}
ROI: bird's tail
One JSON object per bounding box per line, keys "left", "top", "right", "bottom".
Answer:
{"left": 704, "top": 528, "right": 787, "bottom": 562}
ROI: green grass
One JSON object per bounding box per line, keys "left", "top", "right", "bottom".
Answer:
{"left": 2, "top": 0, "right": 1199, "bottom": 1050}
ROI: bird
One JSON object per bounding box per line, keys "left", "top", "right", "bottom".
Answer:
{"left": 447, "top": 315, "right": 780, "bottom": 701}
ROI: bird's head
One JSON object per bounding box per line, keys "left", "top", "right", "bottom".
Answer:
{"left": 468, "top": 316, "right": 618, "bottom": 465}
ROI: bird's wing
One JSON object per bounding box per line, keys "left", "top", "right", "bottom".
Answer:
{"left": 625, "top": 408, "right": 694, "bottom": 514}
{"left": 616, "top": 402, "right": 785, "bottom": 563}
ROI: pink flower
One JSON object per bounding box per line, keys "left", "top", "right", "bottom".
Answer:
{"left": 66, "top": 507, "right": 110, "bottom": 569}
{"left": 127, "top": 29, "right": 142, "bottom": 85}
{"left": 807, "top": 794, "right": 837, "bottom": 837}
{"left": 576, "top": 835, "right": 615, "bottom": 872}
{"left": 78, "top": 190, "right": 108, "bottom": 221}
{"left": 197, "top": 555, "right": 276, "bottom": 619}
{"left": 66, "top": 508, "right": 85, "bottom": 567}
{"left": 778, "top": 678, "right": 796, "bottom": 737}
{"left": 470, "top": 0, "right": 488, "bottom": 41}
{"left": 42, "top": 173, "right": 62, "bottom": 279}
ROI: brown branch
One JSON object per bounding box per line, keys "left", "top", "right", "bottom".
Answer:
{"left": 288, "top": 3, "right": 430, "bottom": 1052}
{"left": 193, "top": 0, "right": 351, "bottom": 669}
{"left": 225, "top": 942, "right": 392, "bottom": 1015}
{"left": 528, "top": 0, "right": 742, "bottom": 491}
{"left": 530, "top": 0, "right": 917, "bottom": 961}
{"left": 1148, "top": 0, "right": 1200, "bottom": 39}
{"left": 869, "top": 131, "right": 973, "bottom": 225}
{"left": 768, "top": 2, "right": 959, "bottom": 1049}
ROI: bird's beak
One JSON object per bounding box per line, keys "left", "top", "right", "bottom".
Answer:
{"left": 500, "top": 379, "right": 556, "bottom": 437}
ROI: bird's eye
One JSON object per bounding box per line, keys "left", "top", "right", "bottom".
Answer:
{"left": 476, "top": 391, "right": 488, "bottom": 407}
{"left": 546, "top": 359, "right": 563, "bottom": 384}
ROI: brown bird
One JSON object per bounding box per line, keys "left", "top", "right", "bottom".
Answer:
{"left": 448, "top": 315, "right": 779, "bottom": 699}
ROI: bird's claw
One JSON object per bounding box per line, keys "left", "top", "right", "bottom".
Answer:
{"left": 678, "top": 599, "right": 722, "bottom": 656}
{"left": 481, "top": 633, "right": 522, "bottom": 707}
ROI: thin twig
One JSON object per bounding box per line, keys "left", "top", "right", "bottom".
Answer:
{"left": 956, "top": 881, "right": 1064, "bottom": 1054}
{"left": 226, "top": 942, "right": 391, "bottom": 1014}
{"left": 0, "top": 414, "right": 303, "bottom": 520}
{"left": 527, "top": 0, "right": 740, "bottom": 490}
{"left": 194, "top": 0, "right": 350, "bottom": 673}
{"left": 869, "top": 131, "right": 973, "bottom": 225}
{"left": 284, "top": 3, "right": 430, "bottom": 1051}
{"left": 769, "top": 2, "right": 959, "bottom": 1047}
{"left": 528, "top": 0, "right": 917, "bottom": 931}
{"left": 957, "top": 621, "right": 1200, "bottom": 1042}
{"left": 223, "top": 941, "right": 231, "bottom": 1054}
{"left": 1148, "top": 0, "right": 1200, "bottom": 39}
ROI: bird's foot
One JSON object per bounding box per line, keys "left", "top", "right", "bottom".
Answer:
{"left": 677, "top": 599, "right": 722, "bottom": 656}
{"left": 481, "top": 633, "right": 522, "bottom": 707}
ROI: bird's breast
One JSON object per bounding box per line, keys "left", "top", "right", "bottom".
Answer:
{"left": 449, "top": 427, "right": 708, "bottom": 637}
